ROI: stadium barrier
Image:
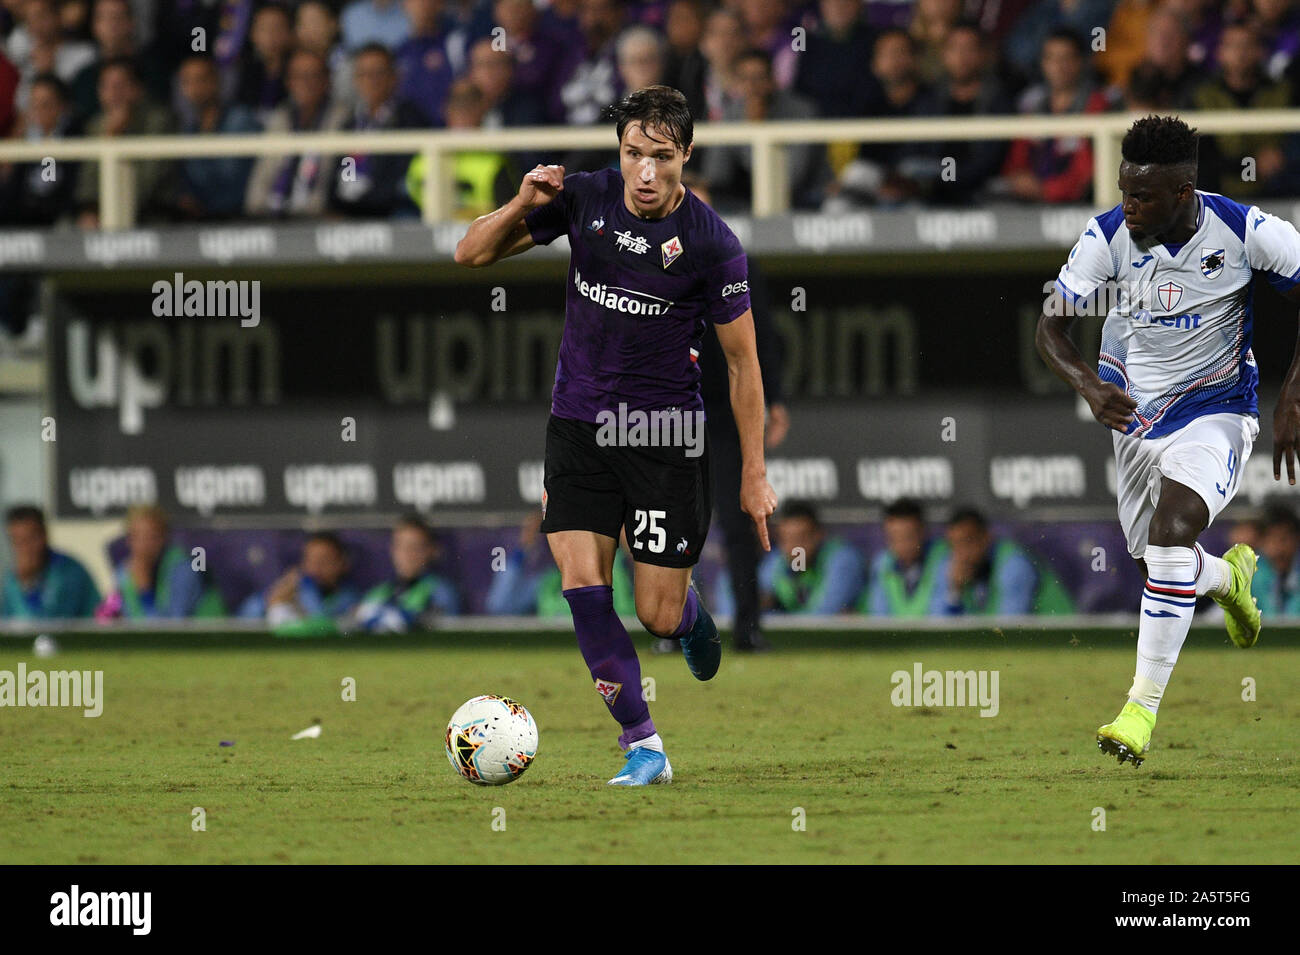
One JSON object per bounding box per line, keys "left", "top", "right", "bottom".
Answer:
{"left": 3, "top": 616, "right": 1300, "bottom": 660}
{"left": 3, "top": 110, "right": 1300, "bottom": 226}
{"left": 4, "top": 612, "right": 1300, "bottom": 634}
{"left": 2, "top": 613, "right": 1300, "bottom": 634}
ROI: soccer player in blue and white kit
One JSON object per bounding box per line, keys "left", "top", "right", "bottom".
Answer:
{"left": 1038, "top": 115, "right": 1300, "bottom": 766}
{"left": 455, "top": 86, "right": 778, "bottom": 785}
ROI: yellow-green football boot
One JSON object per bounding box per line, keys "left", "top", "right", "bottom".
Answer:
{"left": 1096, "top": 701, "right": 1156, "bottom": 767}
{"left": 1216, "top": 544, "right": 1261, "bottom": 649}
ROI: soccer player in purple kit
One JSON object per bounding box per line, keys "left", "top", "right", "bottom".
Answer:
{"left": 455, "top": 86, "right": 778, "bottom": 785}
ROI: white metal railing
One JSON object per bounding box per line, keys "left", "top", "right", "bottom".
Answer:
{"left": 1, "top": 109, "right": 1298, "bottom": 227}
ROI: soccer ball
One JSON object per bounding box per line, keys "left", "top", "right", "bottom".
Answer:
{"left": 444, "top": 695, "right": 539, "bottom": 785}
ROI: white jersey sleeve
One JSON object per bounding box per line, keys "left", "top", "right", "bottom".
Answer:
{"left": 1244, "top": 205, "right": 1300, "bottom": 290}
{"left": 1055, "top": 215, "right": 1117, "bottom": 304}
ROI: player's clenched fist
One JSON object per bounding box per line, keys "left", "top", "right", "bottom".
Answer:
{"left": 1083, "top": 381, "right": 1138, "bottom": 432}
{"left": 519, "top": 164, "right": 565, "bottom": 209}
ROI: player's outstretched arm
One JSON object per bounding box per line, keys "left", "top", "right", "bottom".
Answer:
{"left": 453, "top": 164, "right": 565, "bottom": 268}
{"left": 716, "top": 310, "right": 778, "bottom": 551}
{"left": 1272, "top": 287, "right": 1300, "bottom": 483}
{"left": 1035, "top": 291, "right": 1136, "bottom": 432}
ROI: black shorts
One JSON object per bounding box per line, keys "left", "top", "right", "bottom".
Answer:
{"left": 540, "top": 413, "right": 711, "bottom": 568}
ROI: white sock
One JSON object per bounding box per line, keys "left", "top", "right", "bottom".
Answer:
{"left": 628, "top": 733, "right": 663, "bottom": 753}
{"left": 1134, "top": 545, "right": 1198, "bottom": 714}
{"left": 1192, "top": 542, "right": 1231, "bottom": 598}
{"left": 1127, "top": 674, "right": 1165, "bottom": 711}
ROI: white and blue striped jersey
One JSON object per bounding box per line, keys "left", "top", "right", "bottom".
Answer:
{"left": 1055, "top": 191, "right": 1300, "bottom": 439}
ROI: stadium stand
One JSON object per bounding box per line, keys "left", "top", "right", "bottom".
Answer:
{"left": 6, "top": 0, "right": 1300, "bottom": 627}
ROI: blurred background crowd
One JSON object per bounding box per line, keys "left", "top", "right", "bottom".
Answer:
{"left": 7, "top": 498, "right": 1300, "bottom": 631}
{"left": 6, "top": 0, "right": 1300, "bottom": 226}
{"left": 7, "top": 0, "right": 1300, "bottom": 637}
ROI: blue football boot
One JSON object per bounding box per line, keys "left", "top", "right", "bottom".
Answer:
{"left": 678, "top": 581, "right": 721, "bottom": 681}
{"left": 607, "top": 747, "right": 673, "bottom": 786}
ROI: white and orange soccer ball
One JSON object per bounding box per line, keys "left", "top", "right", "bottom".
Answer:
{"left": 444, "top": 695, "right": 539, "bottom": 785}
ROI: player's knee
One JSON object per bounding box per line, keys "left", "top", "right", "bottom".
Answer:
{"left": 560, "top": 570, "right": 610, "bottom": 590}
{"left": 553, "top": 553, "right": 612, "bottom": 590}
{"left": 1147, "top": 510, "right": 1198, "bottom": 548}
{"left": 636, "top": 598, "right": 683, "bottom": 638}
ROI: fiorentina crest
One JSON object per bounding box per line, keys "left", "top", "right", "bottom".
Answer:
{"left": 595, "top": 678, "right": 622, "bottom": 705}
{"left": 661, "top": 235, "right": 683, "bottom": 268}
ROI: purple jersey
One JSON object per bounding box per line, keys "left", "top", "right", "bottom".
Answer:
{"left": 525, "top": 168, "right": 750, "bottom": 423}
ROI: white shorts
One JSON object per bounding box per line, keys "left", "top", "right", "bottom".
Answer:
{"left": 1112, "top": 412, "right": 1259, "bottom": 559}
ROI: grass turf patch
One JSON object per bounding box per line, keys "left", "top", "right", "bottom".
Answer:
{"left": 0, "top": 637, "right": 1295, "bottom": 863}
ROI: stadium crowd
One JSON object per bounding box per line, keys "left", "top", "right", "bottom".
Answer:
{"left": 4, "top": 0, "right": 1300, "bottom": 225}
{"left": 7, "top": 499, "right": 1300, "bottom": 629}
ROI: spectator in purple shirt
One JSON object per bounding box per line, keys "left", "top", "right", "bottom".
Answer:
{"left": 395, "top": 0, "right": 455, "bottom": 124}
{"left": 737, "top": 0, "right": 797, "bottom": 89}
{"left": 492, "top": 0, "right": 569, "bottom": 115}
{"left": 863, "top": 0, "right": 913, "bottom": 31}
{"left": 1173, "top": 0, "right": 1225, "bottom": 72}
{"left": 233, "top": 2, "right": 293, "bottom": 117}
{"left": 539, "top": 0, "right": 583, "bottom": 44}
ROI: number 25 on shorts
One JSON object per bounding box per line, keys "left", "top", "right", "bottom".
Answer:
{"left": 632, "top": 509, "right": 667, "bottom": 553}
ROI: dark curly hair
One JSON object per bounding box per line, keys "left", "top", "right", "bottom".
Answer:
{"left": 602, "top": 85, "right": 693, "bottom": 155}
{"left": 1121, "top": 115, "right": 1199, "bottom": 170}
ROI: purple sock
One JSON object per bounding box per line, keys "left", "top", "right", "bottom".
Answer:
{"left": 671, "top": 586, "right": 699, "bottom": 638}
{"left": 563, "top": 585, "right": 655, "bottom": 749}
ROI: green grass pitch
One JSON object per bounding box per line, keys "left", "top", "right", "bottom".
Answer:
{"left": 1, "top": 631, "right": 1296, "bottom": 864}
